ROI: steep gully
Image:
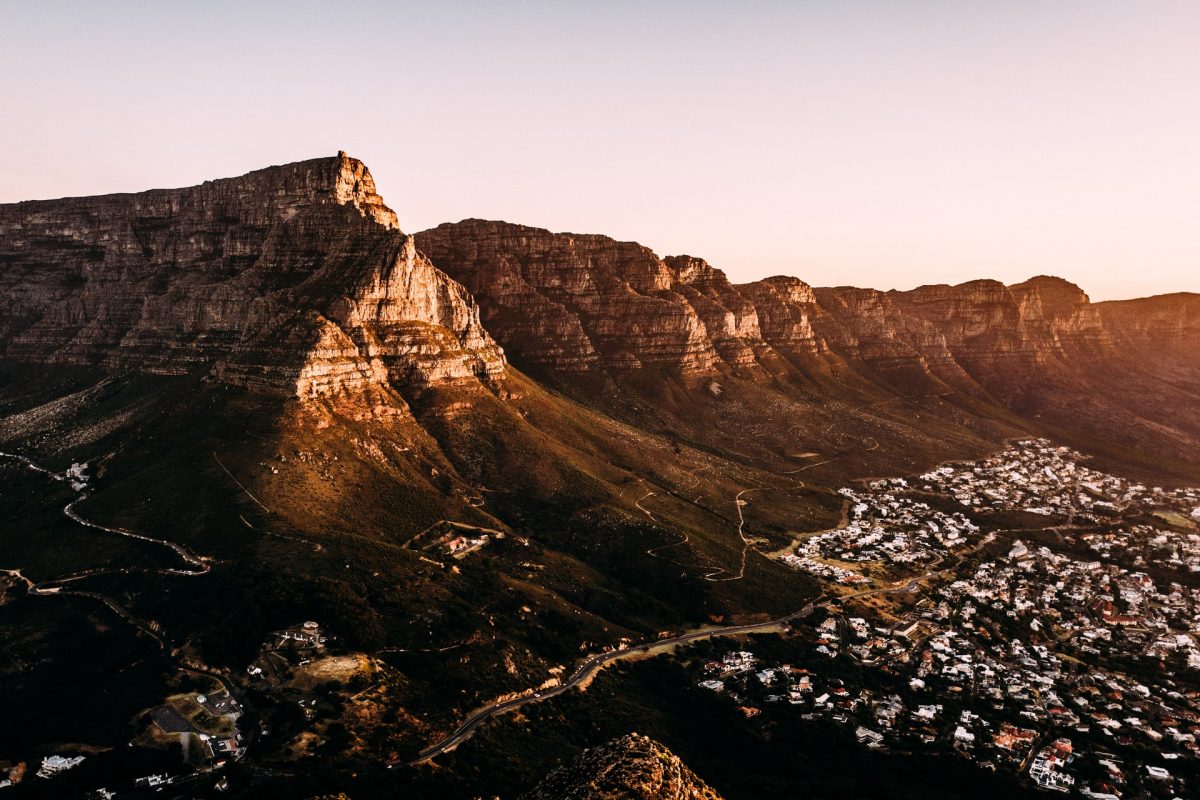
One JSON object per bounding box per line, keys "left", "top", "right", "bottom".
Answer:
{"left": 636, "top": 393, "right": 929, "bottom": 583}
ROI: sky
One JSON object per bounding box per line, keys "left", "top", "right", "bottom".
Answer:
{"left": 2, "top": 1, "right": 1198, "bottom": 300}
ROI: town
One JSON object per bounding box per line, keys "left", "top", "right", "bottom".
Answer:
{"left": 7, "top": 439, "right": 1197, "bottom": 797}
{"left": 696, "top": 439, "right": 1200, "bottom": 796}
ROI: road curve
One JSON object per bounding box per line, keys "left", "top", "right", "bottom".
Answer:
{"left": 1, "top": 450, "right": 209, "bottom": 575}
{"left": 400, "top": 600, "right": 827, "bottom": 766}
{"left": 402, "top": 548, "right": 967, "bottom": 768}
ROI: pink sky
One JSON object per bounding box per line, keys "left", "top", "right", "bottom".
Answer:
{"left": 2, "top": 1, "right": 1198, "bottom": 300}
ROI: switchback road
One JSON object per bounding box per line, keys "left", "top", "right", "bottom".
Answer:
{"left": 0, "top": 450, "right": 248, "bottom": 751}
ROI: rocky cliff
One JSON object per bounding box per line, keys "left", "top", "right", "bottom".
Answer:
{"left": 1098, "top": 292, "right": 1200, "bottom": 359}
{"left": 520, "top": 733, "right": 724, "bottom": 800}
{"left": 418, "top": 218, "right": 1200, "bottom": 471}
{"left": 417, "top": 218, "right": 1199, "bottom": 388}
{"left": 415, "top": 221, "right": 723, "bottom": 378}
{"left": 2, "top": 160, "right": 1198, "bottom": 466}
{"left": 0, "top": 153, "right": 505, "bottom": 401}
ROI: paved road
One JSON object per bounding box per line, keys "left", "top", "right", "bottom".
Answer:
{"left": 401, "top": 544, "right": 973, "bottom": 768}
{"left": 400, "top": 599, "right": 841, "bottom": 766}
{"left": 2, "top": 450, "right": 209, "bottom": 575}
{"left": 403, "top": 606, "right": 816, "bottom": 767}
{"left": 65, "top": 499, "right": 209, "bottom": 574}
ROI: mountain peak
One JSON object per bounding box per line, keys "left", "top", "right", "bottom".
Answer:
{"left": 0, "top": 155, "right": 502, "bottom": 398}
{"left": 208, "top": 151, "right": 400, "bottom": 231}
{"left": 1009, "top": 275, "right": 1091, "bottom": 316}
{"left": 328, "top": 151, "right": 400, "bottom": 230}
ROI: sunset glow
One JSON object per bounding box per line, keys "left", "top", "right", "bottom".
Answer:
{"left": 3, "top": 1, "right": 1198, "bottom": 299}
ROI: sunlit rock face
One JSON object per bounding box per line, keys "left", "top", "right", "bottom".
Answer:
{"left": 890, "top": 276, "right": 1112, "bottom": 367}
{"left": 808, "top": 275, "right": 1178, "bottom": 383}
{"left": 1098, "top": 290, "right": 1200, "bottom": 352}
{"left": 416, "top": 219, "right": 1200, "bottom": 398}
{"left": 4, "top": 153, "right": 1197, "bottom": 462}
{"left": 413, "top": 212, "right": 1200, "bottom": 470}
{"left": 416, "top": 220, "right": 723, "bottom": 378}
{"left": 0, "top": 153, "right": 505, "bottom": 401}
{"left": 738, "top": 276, "right": 818, "bottom": 357}
{"left": 663, "top": 255, "right": 765, "bottom": 370}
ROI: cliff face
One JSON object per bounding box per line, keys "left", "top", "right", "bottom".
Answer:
{"left": 662, "top": 255, "right": 765, "bottom": 370}
{"left": 813, "top": 277, "right": 1198, "bottom": 399}
{"left": 887, "top": 276, "right": 1112, "bottom": 369}
{"left": 3, "top": 159, "right": 1198, "bottom": 465}
{"left": 416, "top": 219, "right": 1194, "bottom": 389}
{"left": 738, "top": 277, "right": 820, "bottom": 358}
{"left": 418, "top": 221, "right": 871, "bottom": 382}
{"left": 0, "top": 154, "right": 505, "bottom": 400}
{"left": 1098, "top": 292, "right": 1200, "bottom": 353}
{"left": 417, "top": 219, "right": 1200, "bottom": 471}
{"left": 415, "top": 221, "right": 722, "bottom": 378}
{"left": 520, "top": 733, "right": 724, "bottom": 800}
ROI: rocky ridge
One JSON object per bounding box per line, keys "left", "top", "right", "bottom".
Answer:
{"left": 417, "top": 218, "right": 1200, "bottom": 472}
{"left": 2, "top": 158, "right": 1198, "bottom": 466}
{"left": 415, "top": 220, "right": 722, "bottom": 377}
{"left": 418, "top": 219, "right": 1200, "bottom": 390}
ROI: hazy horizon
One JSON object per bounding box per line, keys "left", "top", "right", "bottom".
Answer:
{"left": 3, "top": 1, "right": 1198, "bottom": 301}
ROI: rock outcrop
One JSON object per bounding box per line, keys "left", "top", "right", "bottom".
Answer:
{"left": 520, "top": 733, "right": 723, "bottom": 800}
{"left": 662, "top": 255, "right": 765, "bottom": 370}
{"left": 738, "top": 276, "right": 821, "bottom": 359}
{"left": 0, "top": 153, "right": 505, "bottom": 401}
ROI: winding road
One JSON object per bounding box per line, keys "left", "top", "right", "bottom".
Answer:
{"left": 401, "top": 550, "right": 962, "bottom": 767}
{"left": 399, "top": 602, "right": 821, "bottom": 767}
{"left": 2, "top": 450, "right": 210, "bottom": 575}
{"left": 0, "top": 450, "right": 248, "bottom": 747}
{"left": 0, "top": 389, "right": 970, "bottom": 776}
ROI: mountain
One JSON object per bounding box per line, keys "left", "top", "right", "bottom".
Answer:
{"left": 520, "top": 733, "right": 723, "bottom": 800}
{"left": 1, "top": 155, "right": 1198, "bottom": 799}
{"left": 414, "top": 220, "right": 775, "bottom": 381}
{"left": 416, "top": 219, "right": 1200, "bottom": 480}
{"left": 0, "top": 153, "right": 504, "bottom": 400}
{"left": 0, "top": 157, "right": 855, "bottom": 778}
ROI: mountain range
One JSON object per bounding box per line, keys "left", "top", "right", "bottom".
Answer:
{"left": 1, "top": 153, "right": 1197, "bottom": 799}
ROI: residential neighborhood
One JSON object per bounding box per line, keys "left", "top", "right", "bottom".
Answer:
{"left": 699, "top": 439, "right": 1200, "bottom": 797}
